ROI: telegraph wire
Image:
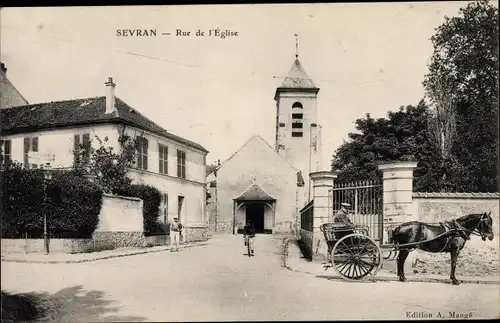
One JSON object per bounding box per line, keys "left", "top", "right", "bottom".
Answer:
{"left": 1, "top": 25, "right": 414, "bottom": 90}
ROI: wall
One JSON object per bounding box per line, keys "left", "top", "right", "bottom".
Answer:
{"left": 1, "top": 238, "right": 94, "bottom": 254}
{"left": 96, "top": 194, "right": 144, "bottom": 232}
{"left": 1, "top": 194, "right": 151, "bottom": 254}
{"left": 123, "top": 126, "right": 207, "bottom": 243}
{"left": 276, "top": 92, "right": 320, "bottom": 197}
{"left": 128, "top": 170, "right": 206, "bottom": 243}
{"left": 90, "top": 194, "right": 146, "bottom": 251}
{"left": 0, "top": 124, "right": 117, "bottom": 168}
{"left": 122, "top": 126, "right": 207, "bottom": 184}
{"left": 413, "top": 192, "right": 500, "bottom": 234}
{"left": 215, "top": 135, "right": 299, "bottom": 234}
{"left": 0, "top": 70, "right": 29, "bottom": 109}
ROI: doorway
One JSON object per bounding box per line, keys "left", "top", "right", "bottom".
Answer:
{"left": 246, "top": 203, "right": 265, "bottom": 233}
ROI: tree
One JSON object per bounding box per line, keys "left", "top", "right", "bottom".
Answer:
{"left": 73, "top": 134, "right": 143, "bottom": 194}
{"left": 423, "top": 0, "right": 499, "bottom": 192}
{"left": 331, "top": 101, "right": 446, "bottom": 192}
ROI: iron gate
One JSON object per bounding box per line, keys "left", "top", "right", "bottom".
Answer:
{"left": 330, "top": 180, "right": 383, "bottom": 242}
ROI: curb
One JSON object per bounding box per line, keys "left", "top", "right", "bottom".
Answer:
{"left": 1, "top": 242, "right": 209, "bottom": 264}
{"left": 282, "top": 237, "right": 499, "bottom": 285}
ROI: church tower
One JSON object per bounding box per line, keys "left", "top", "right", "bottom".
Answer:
{"left": 274, "top": 39, "right": 323, "bottom": 202}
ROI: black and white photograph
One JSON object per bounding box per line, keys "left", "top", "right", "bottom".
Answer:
{"left": 0, "top": 1, "right": 499, "bottom": 321}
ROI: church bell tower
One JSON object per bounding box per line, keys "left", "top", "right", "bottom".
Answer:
{"left": 274, "top": 35, "right": 323, "bottom": 202}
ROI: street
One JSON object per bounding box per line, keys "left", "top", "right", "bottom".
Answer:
{"left": 1, "top": 234, "right": 499, "bottom": 321}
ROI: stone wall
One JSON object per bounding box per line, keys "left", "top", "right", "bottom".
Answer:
{"left": 145, "top": 234, "right": 170, "bottom": 247}
{"left": 215, "top": 221, "right": 233, "bottom": 234}
{"left": 184, "top": 226, "right": 208, "bottom": 242}
{"left": 92, "top": 232, "right": 147, "bottom": 252}
{"left": 413, "top": 192, "right": 499, "bottom": 234}
{"left": 1, "top": 238, "right": 94, "bottom": 254}
{"left": 275, "top": 220, "right": 294, "bottom": 234}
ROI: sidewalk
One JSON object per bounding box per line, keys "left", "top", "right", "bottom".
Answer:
{"left": 0, "top": 241, "right": 209, "bottom": 264}
{"left": 284, "top": 238, "right": 500, "bottom": 285}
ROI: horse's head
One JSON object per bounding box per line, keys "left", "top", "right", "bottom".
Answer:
{"left": 478, "top": 211, "right": 494, "bottom": 241}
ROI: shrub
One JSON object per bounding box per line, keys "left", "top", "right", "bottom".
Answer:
{"left": 116, "top": 184, "right": 164, "bottom": 236}
{"left": 1, "top": 163, "right": 103, "bottom": 238}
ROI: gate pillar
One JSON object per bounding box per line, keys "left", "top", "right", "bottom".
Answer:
{"left": 378, "top": 161, "right": 418, "bottom": 244}
{"left": 310, "top": 170, "right": 337, "bottom": 262}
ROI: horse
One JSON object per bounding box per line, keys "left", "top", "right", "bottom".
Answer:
{"left": 388, "top": 211, "right": 494, "bottom": 285}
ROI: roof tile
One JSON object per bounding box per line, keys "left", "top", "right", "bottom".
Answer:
{"left": 1, "top": 96, "right": 208, "bottom": 153}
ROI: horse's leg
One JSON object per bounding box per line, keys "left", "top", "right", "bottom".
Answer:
{"left": 450, "top": 248, "right": 460, "bottom": 285}
{"left": 397, "top": 249, "right": 410, "bottom": 282}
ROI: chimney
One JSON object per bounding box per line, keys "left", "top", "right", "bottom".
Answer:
{"left": 105, "top": 77, "right": 116, "bottom": 114}
{"left": 0, "top": 63, "right": 7, "bottom": 74}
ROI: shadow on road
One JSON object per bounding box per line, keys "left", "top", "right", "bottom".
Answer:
{"left": 1, "top": 285, "right": 146, "bottom": 322}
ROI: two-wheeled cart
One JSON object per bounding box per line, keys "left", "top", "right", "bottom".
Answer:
{"left": 320, "top": 222, "right": 384, "bottom": 281}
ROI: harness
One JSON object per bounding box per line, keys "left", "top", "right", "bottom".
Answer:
{"left": 434, "top": 214, "right": 489, "bottom": 252}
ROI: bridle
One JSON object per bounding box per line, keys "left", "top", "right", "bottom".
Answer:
{"left": 455, "top": 213, "right": 492, "bottom": 240}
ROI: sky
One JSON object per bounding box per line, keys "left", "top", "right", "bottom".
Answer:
{"left": 0, "top": 2, "right": 492, "bottom": 167}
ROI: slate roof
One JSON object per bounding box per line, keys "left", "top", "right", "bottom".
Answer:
{"left": 280, "top": 59, "right": 318, "bottom": 89}
{"left": 274, "top": 58, "right": 319, "bottom": 101}
{"left": 0, "top": 96, "right": 208, "bottom": 153}
{"left": 234, "top": 183, "right": 276, "bottom": 202}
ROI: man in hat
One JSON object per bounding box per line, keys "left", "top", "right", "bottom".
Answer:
{"left": 169, "top": 217, "right": 183, "bottom": 252}
{"left": 333, "top": 202, "right": 354, "bottom": 227}
{"left": 243, "top": 219, "right": 256, "bottom": 256}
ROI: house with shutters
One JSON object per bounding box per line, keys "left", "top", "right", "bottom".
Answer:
{"left": 0, "top": 75, "right": 209, "bottom": 242}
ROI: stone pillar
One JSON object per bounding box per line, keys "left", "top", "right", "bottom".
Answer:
{"left": 377, "top": 161, "right": 418, "bottom": 244}
{"left": 310, "top": 170, "right": 337, "bottom": 262}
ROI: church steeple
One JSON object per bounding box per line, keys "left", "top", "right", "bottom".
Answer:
{"left": 273, "top": 44, "right": 323, "bottom": 202}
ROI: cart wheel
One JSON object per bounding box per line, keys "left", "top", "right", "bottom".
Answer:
{"left": 331, "top": 233, "right": 382, "bottom": 281}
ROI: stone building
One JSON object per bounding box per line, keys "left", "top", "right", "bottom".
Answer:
{"left": 0, "top": 76, "right": 209, "bottom": 242}
{"left": 207, "top": 55, "right": 323, "bottom": 234}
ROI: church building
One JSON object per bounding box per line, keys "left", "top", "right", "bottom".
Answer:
{"left": 207, "top": 53, "right": 323, "bottom": 235}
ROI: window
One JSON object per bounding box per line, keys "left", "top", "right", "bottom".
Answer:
{"left": 23, "top": 137, "right": 39, "bottom": 169}
{"left": 136, "top": 137, "right": 148, "bottom": 170}
{"left": 159, "top": 144, "right": 168, "bottom": 174}
{"left": 292, "top": 102, "right": 304, "bottom": 137}
{"left": 177, "top": 150, "right": 186, "bottom": 178}
{"left": 74, "top": 133, "right": 91, "bottom": 165}
{"left": 1, "top": 139, "right": 11, "bottom": 164}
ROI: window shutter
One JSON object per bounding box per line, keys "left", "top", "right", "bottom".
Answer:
{"left": 82, "top": 133, "right": 90, "bottom": 163}
{"left": 23, "top": 137, "right": 30, "bottom": 167}
{"left": 82, "top": 133, "right": 90, "bottom": 145}
{"left": 4, "top": 140, "right": 10, "bottom": 155}
{"left": 32, "top": 137, "right": 39, "bottom": 152}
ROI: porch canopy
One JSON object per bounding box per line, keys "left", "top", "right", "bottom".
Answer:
{"left": 233, "top": 183, "right": 276, "bottom": 234}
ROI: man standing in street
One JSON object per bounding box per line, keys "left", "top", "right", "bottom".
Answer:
{"left": 243, "top": 220, "right": 256, "bottom": 256}
{"left": 170, "top": 217, "right": 183, "bottom": 252}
